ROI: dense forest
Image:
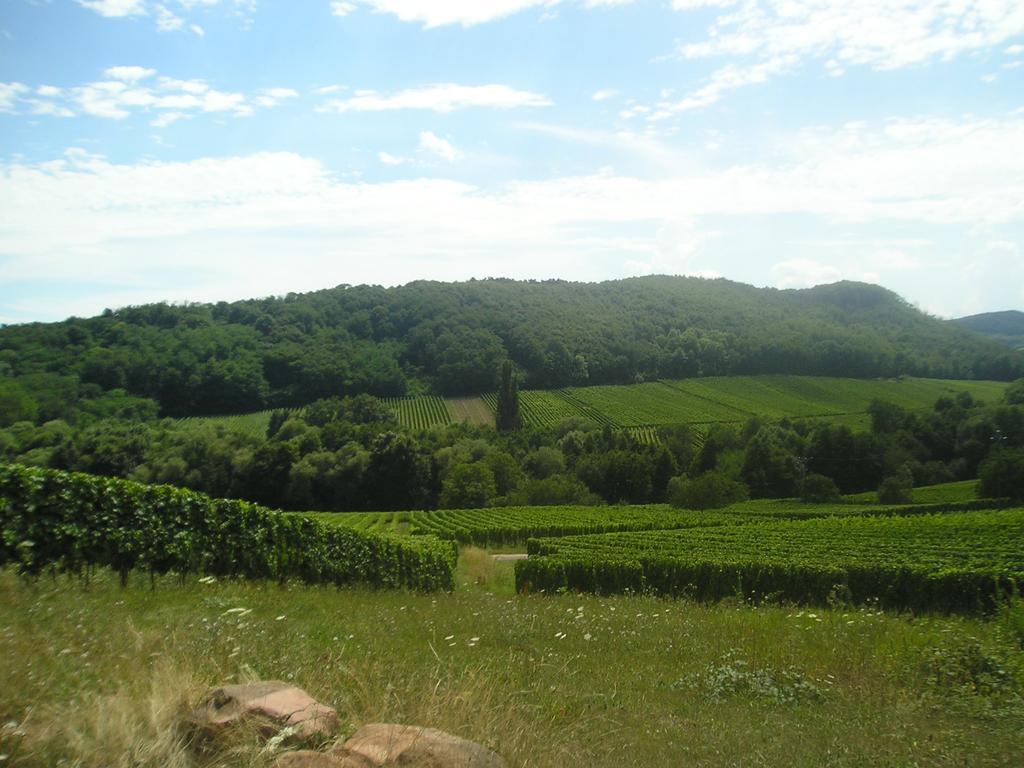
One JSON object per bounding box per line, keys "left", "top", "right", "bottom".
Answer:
{"left": 953, "top": 310, "right": 1024, "bottom": 350}
{"left": 1, "top": 277, "right": 1021, "bottom": 420}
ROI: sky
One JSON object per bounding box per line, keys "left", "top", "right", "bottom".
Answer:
{"left": 1, "top": 0, "right": 1023, "bottom": 325}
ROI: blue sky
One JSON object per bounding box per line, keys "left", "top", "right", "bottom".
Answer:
{"left": 1, "top": 0, "right": 1023, "bottom": 324}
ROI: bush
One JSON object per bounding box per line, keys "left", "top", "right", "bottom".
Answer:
{"left": 978, "top": 448, "right": 1024, "bottom": 502}
{"left": 878, "top": 466, "right": 914, "bottom": 504}
{"left": 667, "top": 471, "right": 748, "bottom": 510}
{"left": 800, "top": 473, "right": 841, "bottom": 503}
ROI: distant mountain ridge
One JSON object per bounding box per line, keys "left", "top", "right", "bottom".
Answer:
{"left": 1, "top": 276, "right": 1021, "bottom": 417}
{"left": 953, "top": 310, "right": 1024, "bottom": 350}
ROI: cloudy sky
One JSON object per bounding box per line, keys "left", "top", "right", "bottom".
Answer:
{"left": 1, "top": 0, "right": 1023, "bottom": 324}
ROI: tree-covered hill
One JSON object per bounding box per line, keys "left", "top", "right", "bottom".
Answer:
{"left": 2, "top": 276, "right": 1022, "bottom": 418}
{"left": 953, "top": 310, "right": 1024, "bottom": 350}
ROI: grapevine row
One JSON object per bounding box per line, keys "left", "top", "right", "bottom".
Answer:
{"left": 0, "top": 464, "right": 456, "bottom": 590}
{"left": 515, "top": 509, "right": 1024, "bottom": 613}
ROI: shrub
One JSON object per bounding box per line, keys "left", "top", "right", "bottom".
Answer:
{"left": 878, "top": 467, "right": 914, "bottom": 504}
{"left": 667, "top": 471, "right": 748, "bottom": 510}
{"left": 978, "top": 448, "right": 1024, "bottom": 502}
{"left": 800, "top": 473, "right": 841, "bottom": 503}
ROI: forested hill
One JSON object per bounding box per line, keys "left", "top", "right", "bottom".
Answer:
{"left": 2, "top": 276, "right": 1022, "bottom": 418}
{"left": 952, "top": 310, "right": 1024, "bottom": 350}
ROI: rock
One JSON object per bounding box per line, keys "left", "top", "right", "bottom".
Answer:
{"left": 336, "top": 723, "right": 507, "bottom": 768}
{"left": 190, "top": 681, "right": 338, "bottom": 742}
{"left": 275, "top": 750, "right": 375, "bottom": 768}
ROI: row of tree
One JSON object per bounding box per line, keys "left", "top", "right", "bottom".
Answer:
{"left": 3, "top": 380, "right": 1022, "bottom": 511}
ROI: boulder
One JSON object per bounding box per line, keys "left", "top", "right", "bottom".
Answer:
{"left": 275, "top": 750, "right": 375, "bottom": 768}
{"left": 335, "top": 723, "right": 507, "bottom": 768}
{"left": 190, "top": 681, "right": 338, "bottom": 742}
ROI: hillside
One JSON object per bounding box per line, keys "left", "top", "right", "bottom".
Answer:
{"left": 1, "top": 277, "right": 1022, "bottom": 418}
{"left": 953, "top": 310, "right": 1024, "bottom": 350}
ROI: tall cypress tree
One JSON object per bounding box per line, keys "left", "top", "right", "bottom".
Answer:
{"left": 496, "top": 359, "right": 521, "bottom": 432}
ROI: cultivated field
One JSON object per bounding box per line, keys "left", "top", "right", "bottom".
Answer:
{"left": 518, "top": 508, "right": 1024, "bottom": 612}
{"left": 177, "top": 376, "right": 1009, "bottom": 439}
{"left": 176, "top": 408, "right": 300, "bottom": 438}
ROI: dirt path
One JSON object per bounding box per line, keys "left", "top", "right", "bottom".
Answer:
{"left": 492, "top": 554, "right": 528, "bottom": 562}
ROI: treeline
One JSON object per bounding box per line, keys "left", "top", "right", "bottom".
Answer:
{"left": 2, "top": 381, "right": 1022, "bottom": 512}
{"left": 2, "top": 277, "right": 1021, "bottom": 418}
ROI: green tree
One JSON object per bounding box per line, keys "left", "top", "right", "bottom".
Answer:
{"left": 877, "top": 465, "right": 914, "bottom": 504}
{"left": 667, "top": 471, "right": 748, "bottom": 510}
{"left": 978, "top": 447, "right": 1024, "bottom": 501}
{"left": 495, "top": 359, "right": 521, "bottom": 432}
{"left": 439, "top": 462, "right": 496, "bottom": 509}
{"left": 800, "top": 473, "right": 841, "bottom": 503}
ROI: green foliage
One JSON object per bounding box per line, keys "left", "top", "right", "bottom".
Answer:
{"left": 741, "top": 426, "right": 804, "bottom": 498}
{"left": 979, "top": 448, "right": 1024, "bottom": 501}
{"left": 495, "top": 359, "right": 522, "bottom": 432}
{"left": 1005, "top": 378, "right": 1024, "bottom": 405}
{"left": 0, "top": 379, "right": 37, "bottom": 427}
{"left": 439, "top": 463, "right": 496, "bottom": 509}
{"left": 667, "top": 472, "right": 749, "bottom": 510}
{"left": 878, "top": 466, "right": 914, "bottom": 504}
{"left": 0, "top": 464, "right": 455, "bottom": 590}
{"left": 4, "top": 277, "right": 1020, "bottom": 420}
{"left": 800, "top": 473, "right": 841, "bottom": 503}
{"left": 516, "top": 509, "right": 1024, "bottom": 613}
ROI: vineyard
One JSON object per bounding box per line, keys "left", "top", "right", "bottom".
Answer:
{"left": 176, "top": 408, "right": 300, "bottom": 438}
{"left": 306, "top": 497, "right": 1002, "bottom": 548}
{"left": 173, "top": 376, "right": 1008, "bottom": 442}
{"left": 383, "top": 396, "right": 453, "bottom": 430}
{"left": 516, "top": 509, "right": 1024, "bottom": 612}
{"left": 0, "top": 464, "right": 456, "bottom": 591}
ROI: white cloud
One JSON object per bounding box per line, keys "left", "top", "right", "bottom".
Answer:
{"left": 378, "top": 151, "right": 408, "bottom": 166}
{"left": 104, "top": 66, "right": 157, "bottom": 82}
{"left": 1005, "top": 43, "right": 1024, "bottom": 55}
{"left": 0, "top": 82, "right": 28, "bottom": 113}
{"left": 253, "top": 87, "right": 299, "bottom": 108}
{"left": 419, "top": 131, "right": 462, "bottom": 161}
{"left": 318, "top": 83, "right": 552, "bottom": 112}
{"left": 771, "top": 258, "right": 844, "bottom": 288}
{"left": 330, "top": 1, "right": 357, "bottom": 15}
{"left": 151, "top": 111, "right": 188, "bottom": 127}
{"left": 340, "top": 0, "right": 639, "bottom": 28}
{"left": 345, "top": 0, "right": 554, "bottom": 28}
{"left": 656, "top": 1, "right": 1024, "bottom": 114}
{"left": 77, "top": 0, "right": 146, "bottom": 17}
{"left": 2, "top": 111, "right": 1022, "bottom": 319}
{"left": 78, "top": 0, "right": 255, "bottom": 32}
{"left": 591, "top": 89, "right": 617, "bottom": 101}
{"left": 155, "top": 4, "right": 185, "bottom": 31}
{"left": 3, "top": 69, "right": 293, "bottom": 124}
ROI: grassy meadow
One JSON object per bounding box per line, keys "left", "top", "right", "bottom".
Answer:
{"left": 2, "top": 554, "right": 1023, "bottom": 768}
